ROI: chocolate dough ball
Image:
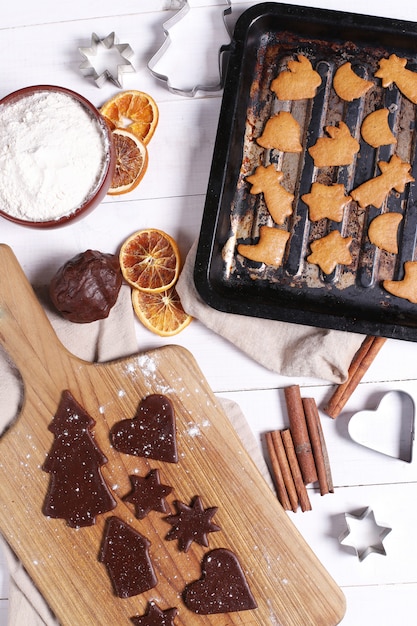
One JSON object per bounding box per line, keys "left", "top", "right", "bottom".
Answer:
{"left": 49, "top": 250, "right": 122, "bottom": 323}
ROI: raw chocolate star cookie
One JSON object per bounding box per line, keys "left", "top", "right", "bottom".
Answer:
{"left": 301, "top": 182, "right": 351, "bottom": 222}
{"left": 131, "top": 602, "right": 178, "bottom": 626}
{"left": 307, "top": 230, "right": 353, "bottom": 274}
{"left": 164, "top": 495, "right": 221, "bottom": 552}
{"left": 246, "top": 164, "right": 294, "bottom": 225}
{"left": 123, "top": 469, "right": 173, "bottom": 519}
{"left": 271, "top": 54, "right": 321, "bottom": 100}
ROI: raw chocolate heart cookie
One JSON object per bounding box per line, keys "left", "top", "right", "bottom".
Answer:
{"left": 183, "top": 548, "right": 257, "bottom": 615}
{"left": 110, "top": 394, "right": 178, "bottom": 463}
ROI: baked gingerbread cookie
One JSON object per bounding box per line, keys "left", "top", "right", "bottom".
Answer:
{"left": 246, "top": 164, "right": 294, "bottom": 225}
{"left": 361, "top": 109, "right": 397, "bottom": 149}
{"left": 383, "top": 261, "right": 417, "bottom": 303}
{"left": 350, "top": 154, "right": 414, "bottom": 209}
{"left": 308, "top": 122, "right": 360, "bottom": 167}
{"left": 237, "top": 225, "right": 290, "bottom": 267}
{"left": 257, "top": 111, "right": 303, "bottom": 153}
{"left": 375, "top": 53, "right": 417, "bottom": 104}
{"left": 368, "top": 212, "right": 403, "bottom": 254}
{"left": 333, "top": 62, "right": 373, "bottom": 101}
{"left": 307, "top": 230, "right": 353, "bottom": 274}
{"left": 301, "top": 182, "right": 351, "bottom": 222}
{"left": 271, "top": 54, "right": 322, "bottom": 100}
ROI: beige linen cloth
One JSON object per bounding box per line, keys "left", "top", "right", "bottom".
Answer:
{"left": 0, "top": 283, "right": 270, "bottom": 625}
{"left": 177, "top": 241, "right": 365, "bottom": 383}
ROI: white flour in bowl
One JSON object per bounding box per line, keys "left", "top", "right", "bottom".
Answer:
{"left": 0, "top": 90, "right": 109, "bottom": 222}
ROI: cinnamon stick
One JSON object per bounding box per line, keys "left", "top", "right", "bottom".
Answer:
{"left": 271, "top": 430, "right": 299, "bottom": 513}
{"left": 302, "top": 397, "right": 330, "bottom": 496}
{"left": 315, "top": 409, "right": 334, "bottom": 494}
{"left": 284, "top": 385, "right": 318, "bottom": 485}
{"left": 324, "top": 335, "right": 386, "bottom": 418}
{"left": 281, "top": 429, "right": 311, "bottom": 512}
{"left": 265, "top": 431, "right": 292, "bottom": 511}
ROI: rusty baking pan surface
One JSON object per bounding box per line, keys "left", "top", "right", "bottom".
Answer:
{"left": 194, "top": 2, "right": 417, "bottom": 341}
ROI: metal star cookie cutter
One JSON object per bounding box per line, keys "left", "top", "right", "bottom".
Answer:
{"left": 147, "top": 0, "right": 232, "bottom": 97}
{"left": 79, "top": 32, "right": 135, "bottom": 88}
{"left": 339, "top": 507, "right": 392, "bottom": 562}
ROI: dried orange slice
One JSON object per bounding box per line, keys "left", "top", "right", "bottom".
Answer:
{"left": 119, "top": 229, "right": 180, "bottom": 293}
{"left": 109, "top": 129, "right": 148, "bottom": 195}
{"left": 132, "top": 285, "right": 192, "bottom": 336}
{"left": 100, "top": 90, "right": 159, "bottom": 145}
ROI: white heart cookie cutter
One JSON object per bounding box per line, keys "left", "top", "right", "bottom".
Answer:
{"left": 348, "top": 390, "right": 415, "bottom": 463}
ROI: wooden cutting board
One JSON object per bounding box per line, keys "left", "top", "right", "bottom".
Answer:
{"left": 0, "top": 244, "right": 345, "bottom": 625}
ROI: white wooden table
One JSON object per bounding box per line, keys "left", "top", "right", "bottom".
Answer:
{"left": 1, "top": 1, "right": 417, "bottom": 624}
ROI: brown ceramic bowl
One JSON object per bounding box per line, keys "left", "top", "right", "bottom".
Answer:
{"left": 0, "top": 85, "right": 115, "bottom": 228}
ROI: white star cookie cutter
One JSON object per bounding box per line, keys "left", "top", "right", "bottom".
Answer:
{"left": 339, "top": 507, "right": 392, "bottom": 561}
{"left": 148, "top": 0, "right": 232, "bottom": 97}
{"left": 79, "top": 32, "right": 135, "bottom": 88}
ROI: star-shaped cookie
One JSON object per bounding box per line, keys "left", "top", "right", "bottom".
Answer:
{"left": 123, "top": 469, "right": 173, "bottom": 519}
{"left": 301, "top": 182, "right": 351, "bottom": 222}
{"left": 307, "top": 230, "right": 353, "bottom": 274}
{"left": 164, "top": 496, "right": 221, "bottom": 552}
{"left": 383, "top": 261, "right": 417, "bottom": 303}
{"left": 131, "top": 601, "right": 178, "bottom": 626}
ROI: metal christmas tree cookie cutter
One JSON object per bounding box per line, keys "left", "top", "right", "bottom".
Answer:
{"left": 339, "top": 507, "right": 392, "bottom": 562}
{"left": 79, "top": 32, "right": 135, "bottom": 88}
{"left": 147, "top": 0, "right": 232, "bottom": 97}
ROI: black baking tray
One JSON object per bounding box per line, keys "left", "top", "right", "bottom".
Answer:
{"left": 194, "top": 2, "right": 417, "bottom": 341}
